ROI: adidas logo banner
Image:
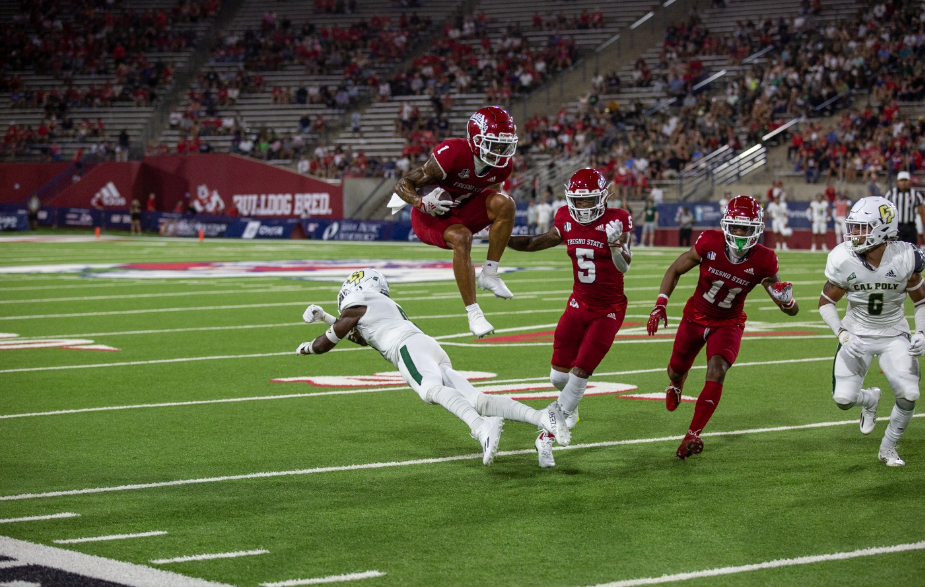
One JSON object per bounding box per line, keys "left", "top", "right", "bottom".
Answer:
{"left": 90, "top": 181, "right": 126, "bottom": 207}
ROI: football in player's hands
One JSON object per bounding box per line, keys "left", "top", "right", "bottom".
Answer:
{"left": 605, "top": 219, "right": 624, "bottom": 245}
{"left": 418, "top": 187, "right": 457, "bottom": 216}
{"left": 769, "top": 281, "right": 793, "bottom": 305}
{"left": 909, "top": 332, "right": 925, "bottom": 357}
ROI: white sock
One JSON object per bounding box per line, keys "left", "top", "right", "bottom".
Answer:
{"left": 558, "top": 373, "right": 587, "bottom": 414}
{"left": 465, "top": 303, "right": 481, "bottom": 315}
{"left": 483, "top": 260, "right": 499, "bottom": 275}
{"left": 429, "top": 386, "right": 483, "bottom": 434}
{"left": 475, "top": 393, "right": 541, "bottom": 426}
{"left": 550, "top": 368, "right": 569, "bottom": 392}
{"left": 881, "top": 402, "right": 915, "bottom": 449}
{"left": 855, "top": 388, "right": 879, "bottom": 409}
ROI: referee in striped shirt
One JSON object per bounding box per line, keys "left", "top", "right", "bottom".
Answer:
{"left": 884, "top": 171, "right": 925, "bottom": 245}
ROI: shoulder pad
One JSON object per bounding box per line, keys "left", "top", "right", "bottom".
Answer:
{"left": 913, "top": 244, "right": 925, "bottom": 274}
{"left": 338, "top": 290, "right": 367, "bottom": 314}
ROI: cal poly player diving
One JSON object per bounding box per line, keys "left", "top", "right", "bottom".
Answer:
{"left": 818, "top": 197, "right": 925, "bottom": 467}
{"left": 296, "top": 269, "right": 570, "bottom": 466}
{"left": 508, "top": 168, "right": 633, "bottom": 468}
{"left": 647, "top": 195, "right": 800, "bottom": 459}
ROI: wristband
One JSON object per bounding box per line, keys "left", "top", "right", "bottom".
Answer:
{"left": 306, "top": 341, "right": 316, "bottom": 354}
{"left": 325, "top": 327, "right": 342, "bottom": 344}
{"left": 656, "top": 294, "right": 669, "bottom": 306}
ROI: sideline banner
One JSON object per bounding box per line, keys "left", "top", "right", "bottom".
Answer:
{"left": 0, "top": 204, "right": 28, "bottom": 231}
{"left": 225, "top": 218, "right": 301, "bottom": 239}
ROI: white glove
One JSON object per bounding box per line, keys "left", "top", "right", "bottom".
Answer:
{"left": 909, "top": 332, "right": 925, "bottom": 357}
{"left": 418, "top": 188, "right": 457, "bottom": 216}
{"left": 838, "top": 329, "right": 866, "bottom": 360}
{"left": 605, "top": 219, "right": 623, "bottom": 246}
{"left": 303, "top": 304, "right": 335, "bottom": 325}
{"left": 296, "top": 341, "right": 314, "bottom": 355}
{"left": 768, "top": 281, "right": 793, "bottom": 306}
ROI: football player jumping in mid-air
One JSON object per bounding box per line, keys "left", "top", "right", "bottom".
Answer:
{"left": 390, "top": 106, "right": 519, "bottom": 339}
{"left": 818, "top": 197, "right": 925, "bottom": 466}
{"left": 296, "top": 269, "right": 571, "bottom": 466}
{"left": 507, "top": 168, "right": 633, "bottom": 467}
{"left": 647, "top": 195, "right": 800, "bottom": 459}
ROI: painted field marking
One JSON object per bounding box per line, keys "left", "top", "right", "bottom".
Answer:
{"left": 53, "top": 531, "right": 168, "bottom": 544}
{"left": 584, "top": 541, "right": 925, "bottom": 587}
{"left": 261, "top": 571, "right": 386, "bottom": 586}
{"left": 0, "top": 535, "right": 237, "bottom": 586}
{"left": 3, "top": 413, "right": 919, "bottom": 502}
{"left": 0, "top": 513, "right": 79, "bottom": 524}
{"left": 150, "top": 549, "right": 269, "bottom": 564}
{"left": 0, "top": 286, "right": 315, "bottom": 305}
{"left": 0, "top": 357, "right": 831, "bottom": 419}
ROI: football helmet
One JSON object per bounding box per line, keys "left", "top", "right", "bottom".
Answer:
{"left": 337, "top": 268, "right": 390, "bottom": 306}
{"left": 466, "top": 106, "right": 518, "bottom": 168}
{"left": 565, "top": 168, "right": 609, "bottom": 225}
{"left": 844, "top": 196, "right": 898, "bottom": 254}
{"left": 720, "top": 195, "right": 764, "bottom": 253}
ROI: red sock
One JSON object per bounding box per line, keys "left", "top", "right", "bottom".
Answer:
{"left": 688, "top": 381, "right": 723, "bottom": 436}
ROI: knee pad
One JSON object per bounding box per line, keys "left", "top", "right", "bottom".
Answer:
{"left": 896, "top": 397, "right": 917, "bottom": 410}
{"left": 835, "top": 402, "right": 854, "bottom": 411}
{"left": 832, "top": 384, "right": 860, "bottom": 408}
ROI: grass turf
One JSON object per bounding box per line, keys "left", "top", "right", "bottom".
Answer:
{"left": 0, "top": 234, "right": 923, "bottom": 586}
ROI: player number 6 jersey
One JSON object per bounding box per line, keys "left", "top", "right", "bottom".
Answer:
{"left": 825, "top": 242, "right": 923, "bottom": 337}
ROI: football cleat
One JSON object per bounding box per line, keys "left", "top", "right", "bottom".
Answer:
{"left": 564, "top": 408, "right": 579, "bottom": 431}
{"left": 535, "top": 431, "right": 556, "bottom": 468}
{"left": 879, "top": 445, "right": 905, "bottom": 467}
{"left": 676, "top": 433, "right": 704, "bottom": 459}
{"left": 539, "top": 401, "right": 571, "bottom": 446}
{"left": 467, "top": 310, "right": 495, "bottom": 338}
{"left": 859, "top": 387, "right": 881, "bottom": 435}
{"left": 473, "top": 416, "right": 504, "bottom": 466}
{"left": 477, "top": 271, "right": 514, "bottom": 299}
{"left": 666, "top": 384, "right": 683, "bottom": 412}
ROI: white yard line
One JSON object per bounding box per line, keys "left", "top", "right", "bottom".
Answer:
{"left": 150, "top": 550, "right": 269, "bottom": 564}
{"left": 3, "top": 413, "right": 918, "bottom": 502}
{"left": 54, "top": 531, "right": 168, "bottom": 544}
{"left": 0, "top": 512, "right": 79, "bottom": 524}
{"left": 585, "top": 541, "right": 925, "bottom": 587}
{"left": 261, "top": 571, "right": 386, "bottom": 586}
{"left": 0, "top": 357, "right": 832, "bottom": 419}
{"left": 0, "top": 287, "right": 325, "bottom": 304}
{"left": 0, "top": 535, "right": 237, "bottom": 587}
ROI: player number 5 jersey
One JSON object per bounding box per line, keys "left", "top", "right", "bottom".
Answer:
{"left": 825, "top": 241, "right": 923, "bottom": 337}
{"left": 339, "top": 290, "right": 423, "bottom": 363}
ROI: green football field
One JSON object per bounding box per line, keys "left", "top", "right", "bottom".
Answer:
{"left": 1, "top": 233, "right": 924, "bottom": 587}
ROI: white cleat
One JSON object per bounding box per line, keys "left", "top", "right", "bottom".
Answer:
{"left": 860, "top": 387, "right": 881, "bottom": 435}
{"left": 539, "top": 401, "right": 571, "bottom": 446}
{"left": 535, "top": 432, "right": 555, "bottom": 468}
{"left": 467, "top": 310, "right": 495, "bottom": 338}
{"left": 879, "top": 445, "right": 905, "bottom": 467}
{"left": 473, "top": 416, "right": 503, "bottom": 466}
{"left": 477, "top": 271, "right": 514, "bottom": 299}
{"left": 564, "top": 408, "right": 579, "bottom": 431}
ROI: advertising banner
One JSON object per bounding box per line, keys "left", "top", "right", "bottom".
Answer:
{"left": 0, "top": 204, "right": 28, "bottom": 231}
{"left": 225, "top": 218, "right": 301, "bottom": 239}
{"left": 58, "top": 207, "right": 102, "bottom": 228}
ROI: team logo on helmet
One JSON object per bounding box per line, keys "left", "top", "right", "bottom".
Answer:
{"left": 879, "top": 204, "right": 895, "bottom": 223}
{"left": 470, "top": 112, "right": 488, "bottom": 133}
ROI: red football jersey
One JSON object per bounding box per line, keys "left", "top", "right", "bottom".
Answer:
{"left": 554, "top": 206, "right": 633, "bottom": 309}
{"left": 682, "top": 229, "right": 779, "bottom": 327}
{"left": 432, "top": 138, "right": 512, "bottom": 204}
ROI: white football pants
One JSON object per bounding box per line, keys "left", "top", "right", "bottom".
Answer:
{"left": 832, "top": 334, "right": 921, "bottom": 405}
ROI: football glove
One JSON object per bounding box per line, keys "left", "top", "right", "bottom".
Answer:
{"left": 303, "top": 304, "right": 335, "bottom": 325}
{"left": 647, "top": 303, "right": 668, "bottom": 336}
{"left": 838, "top": 329, "right": 866, "bottom": 360}
{"left": 605, "top": 219, "right": 623, "bottom": 246}
{"left": 419, "top": 188, "right": 457, "bottom": 216}
{"left": 909, "top": 332, "right": 925, "bottom": 357}
{"left": 296, "top": 341, "right": 315, "bottom": 355}
{"left": 768, "top": 281, "right": 794, "bottom": 307}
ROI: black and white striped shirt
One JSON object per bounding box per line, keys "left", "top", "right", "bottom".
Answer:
{"left": 884, "top": 187, "right": 925, "bottom": 224}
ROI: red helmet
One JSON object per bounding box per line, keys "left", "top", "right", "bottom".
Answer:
{"left": 721, "top": 195, "right": 764, "bottom": 253}
{"left": 466, "top": 106, "right": 518, "bottom": 168}
{"left": 565, "top": 168, "right": 609, "bottom": 225}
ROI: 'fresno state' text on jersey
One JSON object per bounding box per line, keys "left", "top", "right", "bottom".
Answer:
{"left": 554, "top": 206, "right": 633, "bottom": 309}
{"left": 684, "top": 230, "right": 779, "bottom": 327}
{"left": 432, "top": 138, "right": 512, "bottom": 205}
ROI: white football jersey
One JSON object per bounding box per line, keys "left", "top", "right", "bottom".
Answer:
{"left": 339, "top": 289, "right": 422, "bottom": 363}
{"left": 825, "top": 241, "right": 923, "bottom": 337}
{"left": 809, "top": 200, "right": 829, "bottom": 221}
{"left": 767, "top": 201, "right": 787, "bottom": 220}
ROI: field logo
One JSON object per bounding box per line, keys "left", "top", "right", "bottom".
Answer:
{"left": 0, "top": 332, "right": 118, "bottom": 352}
{"left": 90, "top": 181, "right": 126, "bottom": 207}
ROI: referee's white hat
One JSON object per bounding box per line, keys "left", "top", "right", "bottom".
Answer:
{"left": 897, "top": 171, "right": 911, "bottom": 180}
